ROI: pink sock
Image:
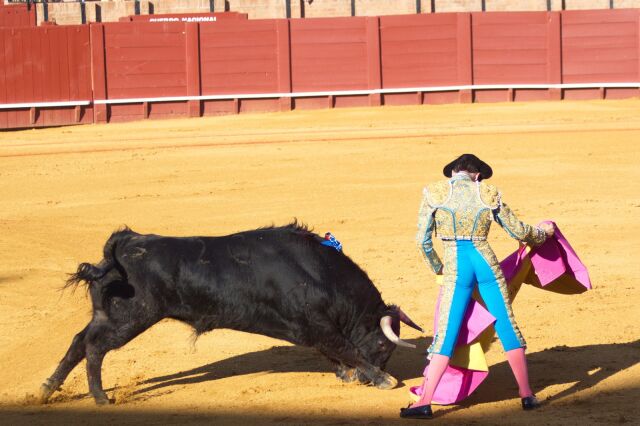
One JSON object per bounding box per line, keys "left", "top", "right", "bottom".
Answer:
{"left": 411, "top": 354, "right": 450, "bottom": 408}
{"left": 505, "top": 347, "right": 534, "bottom": 398}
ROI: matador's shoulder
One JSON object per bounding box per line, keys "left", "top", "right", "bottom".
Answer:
{"left": 478, "top": 182, "right": 501, "bottom": 209}
{"left": 424, "top": 180, "right": 451, "bottom": 206}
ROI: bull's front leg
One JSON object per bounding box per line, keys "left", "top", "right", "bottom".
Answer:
{"left": 315, "top": 336, "right": 397, "bottom": 390}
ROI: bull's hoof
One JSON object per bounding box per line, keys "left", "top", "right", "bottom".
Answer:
{"left": 355, "top": 369, "right": 371, "bottom": 385}
{"left": 94, "top": 393, "right": 113, "bottom": 406}
{"left": 374, "top": 373, "right": 398, "bottom": 390}
{"left": 37, "top": 379, "right": 60, "bottom": 404}
{"left": 336, "top": 367, "right": 358, "bottom": 383}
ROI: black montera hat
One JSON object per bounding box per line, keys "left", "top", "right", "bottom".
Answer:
{"left": 443, "top": 154, "right": 493, "bottom": 180}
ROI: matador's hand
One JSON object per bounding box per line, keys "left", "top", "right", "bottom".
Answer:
{"left": 538, "top": 222, "right": 555, "bottom": 238}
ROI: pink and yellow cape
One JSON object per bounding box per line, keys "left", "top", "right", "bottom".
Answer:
{"left": 410, "top": 222, "right": 592, "bottom": 405}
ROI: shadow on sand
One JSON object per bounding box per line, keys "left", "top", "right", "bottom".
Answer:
{"left": 133, "top": 338, "right": 638, "bottom": 407}
{"left": 40, "top": 337, "right": 638, "bottom": 423}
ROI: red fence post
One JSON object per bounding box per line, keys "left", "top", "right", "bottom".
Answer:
{"left": 276, "top": 19, "right": 292, "bottom": 112}
{"left": 547, "top": 11, "right": 562, "bottom": 101}
{"left": 366, "top": 16, "right": 382, "bottom": 106}
{"left": 90, "top": 23, "right": 107, "bottom": 123}
{"left": 457, "top": 13, "right": 473, "bottom": 103}
{"left": 186, "top": 22, "right": 202, "bottom": 117}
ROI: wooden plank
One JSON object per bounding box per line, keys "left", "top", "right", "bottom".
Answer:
{"left": 200, "top": 31, "right": 277, "bottom": 48}
{"left": 473, "top": 49, "right": 547, "bottom": 65}
{"left": 474, "top": 64, "right": 549, "bottom": 84}
{"left": 106, "top": 74, "right": 187, "bottom": 89}
{"left": 0, "top": 30, "right": 6, "bottom": 105}
{"left": 105, "top": 33, "right": 186, "bottom": 47}
{"left": 563, "top": 47, "right": 638, "bottom": 63}
{"left": 289, "top": 17, "right": 367, "bottom": 31}
{"left": 473, "top": 36, "right": 547, "bottom": 50}
{"left": 107, "top": 86, "right": 188, "bottom": 98}
{"left": 366, "top": 16, "right": 381, "bottom": 106}
{"left": 380, "top": 13, "right": 457, "bottom": 27}
{"left": 381, "top": 25, "right": 458, "bottom": 42}
{"left": 383, "top": 55, "right": 458, "bottom": 68}
{"left": 105, "top": 60, "right": 186, "bottom": 75}
{"left": 105, "top": 46, "right": 187, "bottom": 61}
{"left": 185, "top": 22, "right": 201, "bottom": 117}
{"left": 563, "top": 60, "right": 638, "bottom": 77}
{"left": 382, "top": 41, "right": 459, "bottom": 57}
{"left": 473, "top": 24, "right": 547, "bottom": 38}
{"left": 561, "top": 9, "right": 639, "bottom": 25}
{"left": 458, "top": 13, "right": 472, "bottom": 86}
{"left": 547, "top": 11, "right": 562, "bottom": 101}
{"left": 103, "top": 21, "right": 185, "bottom": 35}
{"left": 275, "top": 19, "right": 292, "bottom": 111}
{"left": 562, "top": 22, "right": 637, "bottom": 38}
{"left": 562, "top": 37, "right": 636, "bottom": 49}
{"left": 90, "top": 24, "right": 108, "bottom": 122}
{"left": 202, "top": 75, "right": 279, "bottom": 93}
{"left": 473, "top": 11, "right": 548, "bottom": 25}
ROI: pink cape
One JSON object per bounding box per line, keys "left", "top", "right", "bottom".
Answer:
{"left": 411, "top": 221, "right": 591, "bottom": 404}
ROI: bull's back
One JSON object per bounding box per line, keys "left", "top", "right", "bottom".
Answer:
{"left": 110, "top": 226, "right": 382, "bottom": 342}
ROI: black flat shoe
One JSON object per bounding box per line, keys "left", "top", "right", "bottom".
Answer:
{"left": 400, "top": 404, "right": 433, "bottom": 419}
{"left": 521, "top": 395, "right": 541, "bottom": 410}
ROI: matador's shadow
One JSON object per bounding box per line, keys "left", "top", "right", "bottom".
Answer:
{"left": 442, "top": 339, "right": 640, "bottom": 407}
{"left": 135, "top": 338, "right": 639, "bottom": 405}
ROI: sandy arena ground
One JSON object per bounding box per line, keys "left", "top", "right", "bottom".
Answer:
{"left": 0, "top": 99, "right": 639, "bottom": 425}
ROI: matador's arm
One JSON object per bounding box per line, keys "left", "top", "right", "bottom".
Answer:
{"left": 493, "top": 195, "right": 546, "bottom": 246}
{"left": 416, "top": 188, "right": 443, "bottom": 274}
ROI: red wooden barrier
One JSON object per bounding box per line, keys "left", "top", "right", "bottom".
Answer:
{"left": 199, "top": 19, "right": 280, "bottom": 115}
{"left": 562, "top": 9, "right": 640, "bottom": 100}
{"left": 101, "top": 21, "right": 188, "bottom": 122}
{"left": 0, "top": 25, "right": 91, "bottom": 129}
{"left": 0, "top": 3, "right": 36, "bottom": 28}
{"left": 1, "top": 9, "right": 639, "bottom": 129}
{"left": 379, "top": 13, "right": 464, "bottom": 105}
{"left": 290, "top": 17, "right": 369, "bottom": 109}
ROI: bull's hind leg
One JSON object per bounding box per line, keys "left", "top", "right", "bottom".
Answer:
{"left": 39, "top": 325, "right": 90, "bottom": 404}
{"left": 84, "top": 310, "right": 161, "bottom": 405}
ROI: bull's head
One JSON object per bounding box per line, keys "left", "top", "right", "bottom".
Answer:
{"left": 379, "top": 306, "right": 423, "bottom": 349}
{"left": 357, "top": 305, "right": 423, "bottom": 376}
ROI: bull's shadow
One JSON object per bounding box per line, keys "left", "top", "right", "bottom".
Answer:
{"left": 135, "top": 337, "right": 431, "bottom": 396}
{"left": 135, "top": 339, "right": 639, "bottom": 405}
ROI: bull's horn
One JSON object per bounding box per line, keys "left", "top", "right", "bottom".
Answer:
{"left": 380, "top": 316, "right": 416, "bottom": 349}
{"left": 397, "top": 307, "right": 424, "bottom": 333}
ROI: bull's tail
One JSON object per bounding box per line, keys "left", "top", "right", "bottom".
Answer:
{"left": 63, "top": 227, "right": 133, "bottom": 300}
{"left": 64, "top": 261, "right": 112, "bottom": 291}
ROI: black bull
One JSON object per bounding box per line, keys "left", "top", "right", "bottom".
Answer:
{"left": 39, "top": 223, "right": 422, "bottom": 405}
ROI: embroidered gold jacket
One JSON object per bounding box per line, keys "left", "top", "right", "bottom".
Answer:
{"left": 416, "top": 175, "right": 546, "bottom": 274}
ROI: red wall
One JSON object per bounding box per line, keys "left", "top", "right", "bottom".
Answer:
{"left": 0, "top": 26, "right": 91, "bottom": 128}
{"left": 562, "top": 9, "right": 640, "bottom": 100}
{"left": 380, "top": 13, "right": 468, "bottom": 105}
{"left": 0, "top": 3, "right": 36, "bottom": 28}
{"left": 1, "top": 9, "right": 639, "bottom": 129}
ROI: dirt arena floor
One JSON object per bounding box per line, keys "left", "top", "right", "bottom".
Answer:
{"left": 0, "top": 99, "right": 639, "bottom": 425}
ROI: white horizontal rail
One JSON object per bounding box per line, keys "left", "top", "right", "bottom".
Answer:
{"left": 92, "top": 82, "right": 640, "bottom": 105}
{"left": 2, "top": 83, "right": 639, "bottom": 108}
{"left": 0, "top": 100, "right": 91, "bottom": 110}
